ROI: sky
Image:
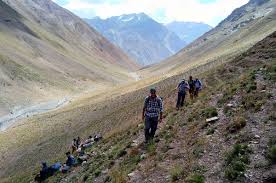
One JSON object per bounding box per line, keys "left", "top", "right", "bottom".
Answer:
{"left": 52, "top": 0, "right": 249, "bottom": 26}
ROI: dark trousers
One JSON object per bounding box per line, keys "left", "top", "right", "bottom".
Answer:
{"left": 144, "top": 116, "right": 158, "bottom": 141}
{"left": 176, "top": 92, "right": 186, "bottom": 108}
{"left": 194, "top": 88, "right": 200, "bottom": 97}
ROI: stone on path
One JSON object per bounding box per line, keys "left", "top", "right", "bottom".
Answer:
{"left": 206, "top": 116, "right": 219, "bottom": 123}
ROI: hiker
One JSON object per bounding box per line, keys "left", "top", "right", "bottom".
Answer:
{"left": 76, "top": 136, "right": 82, "bottom": 148}
{"left": 188, "top": 76, "right": 195, "bottom": 100}
{"left": 176, "top": 79, "right": 190, "bottom": 110}
{"left": 39, "top": 162, "right": 50, "bottom": 180}
{"left": 82, "top": 136, "right": 94, "bottom": 148}
{"left": 142, "top": 88, "right": 163, "bottom": 143}
{"left": 65, "top": 151, "right": 76, "bottom": 167}
{"left": 84, "top": 135, "right": 94, "bottom": 144}
{"left": 194, "top": 78, "right": 202, "bottom": 98}
{"left": 94, "top": 134, "right": 102, "bottom": 142}
{"left": 77, "top": 145, "right": 88, "bottom": 163}
{"left": 35, "top": 162, "right": 61, "bottom": 182}
{"left": 62, "top": 152, "right": 77, "bottom": 173}
{"left": 71, "top": 138, "right": 77, "bottom": 153}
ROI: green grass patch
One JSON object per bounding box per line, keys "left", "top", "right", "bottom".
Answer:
{"left": 201, "top": 107, "right": 218, "bottom": 118}
{"left": 267, "top": 136, "right": 276, "bottom": 164}
{"left": 185, "top": 173, "right": 204, "bottom": 183}
{"left": 170, "top": 165, "right": 186, "bottom": 182}
{"left": 206, "top": 128, "right": 215, "bottom": 135}
{"left": 224, "top": 144, "right": 251, "bottom": 181}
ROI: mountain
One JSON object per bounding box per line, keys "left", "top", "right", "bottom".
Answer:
{"left": 140, "top": 0, "right": 276, "bottom": 77}
{"left": 0, "top": 0, "right": 139, "bottom": 116}
{"left": 84, "top": 13, "right": 187, "bottom": 66}
{"left": 166, "top": 21, "right": 213, "bottom": 44}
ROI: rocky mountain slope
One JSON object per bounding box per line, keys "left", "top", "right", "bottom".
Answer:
{"left": 84, "top": 13, "right": 186, "bottom": 66}
{"left": 166, "top": 21, "right": 212, "bottom": 44}
{"left": 0, "top": 0, "right": 138, "bottom": 117}
{"left": 140, "top": 0, "right": 276, "bottom": 77}
{"left": 41, "top": 31, "right": 276, "bottom": 183}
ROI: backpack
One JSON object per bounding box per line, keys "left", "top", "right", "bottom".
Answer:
{"left": 178, "top": 81, "right": 188, "bottom": 93}
{"left": 195, "top": 79, "right": 202, "bottom": 89}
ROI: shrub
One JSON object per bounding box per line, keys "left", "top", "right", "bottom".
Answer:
{"left": 207, "top": 128, "right": 215, "bottom": 135}
{"left": 186, "top": 173, "right": 204, "bottom": 183}
{"left": 227, "top": 116, "right": 247, "bottom": 133}
{"left": 110, "top": 169, "right": 127, "bottom": 183}
{"left": 267, "top": 145, "right": 276, "bottom": 164}
{"left": 147, "top": 141, "right": 157, "bottom": 156}
{"left": 267, "top": 137, "right": 276, "bottom": 164}
{"left": 117, "top": 149, "right": 127, "bottom": 158}
{"left": 94, "top": 169, "right": 101, "bottom": 177}
{"left": 245, "top": 83, "right": 257, "bottom": 93}
{"left": 193, "top": 145, "right": 205, "bottom": 158}
{"left": 224, "top": 144, "right": 251, "bottom": 181}
{"left": 170, "top": 165, "right": 185, "bottom": 181}
{"left": 201, "top": 107, "right": 218, "bottom": 118}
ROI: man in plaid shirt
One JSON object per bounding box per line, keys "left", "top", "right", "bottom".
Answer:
{"left": 142, "top": 88, "right": 163, "bottom": 143}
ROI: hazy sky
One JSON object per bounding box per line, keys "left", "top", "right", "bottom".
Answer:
{"left": 52, "top": 0, "right": 249, "bottom": 26}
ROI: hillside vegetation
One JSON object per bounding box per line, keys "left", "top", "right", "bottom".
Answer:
{"left": 2, "top": 29, "right": 274, "bottom": 183}
{"left": 47, "top": 31, "right": 275, "bottom": 183}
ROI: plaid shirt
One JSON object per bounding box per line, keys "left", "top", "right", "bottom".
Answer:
{"left": 144, "top": 96, "right": 163, "bottom": 118}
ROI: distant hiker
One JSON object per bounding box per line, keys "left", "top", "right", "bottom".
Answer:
{"left": 176, "top": 79, "right": 190, "bottom": 110}
{"left": 76, "top": 136, "right": 82, "bottom": 148}
{"left": 65, "top": 151, "right": 76, "bottom": 167}
{"left": 39, "top": 162, "right": 49, "bottom": 180}
{"left": 94, "top": 134, "right": 102, "bottom": 142}
{"left": 35, "top": 162, "right": 61, "bottom": 182}
{"left": 84, "top": 135, "right": 94, "bottom": 144}
{"left": 61, "top": 152, "right": 77, "bottom": 173}
{"left": 71, "top": 138, "right": 77, "bottom": 153}
{"left": 77, "top": 145, "right": 88, "bottom": 163}
{"left": 142, "top": 88, "right": 163, "bottom": 143}
{"left": 194, "top": 78, "right": 202, "bottom": 98}
{"left": 188, "top": 76, "right": 195, "bottom": 100}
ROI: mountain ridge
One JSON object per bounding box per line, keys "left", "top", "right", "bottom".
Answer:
{"left": 0, "top": 0, "right": 139, "bottom": 116}
{"left": 84, "top": 13, "right": 187, "bottom": 66}
{"left": 166, "top": 21, "right": 212, "bottom": 44}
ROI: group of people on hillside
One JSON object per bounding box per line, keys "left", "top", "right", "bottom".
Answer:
{"left": 35, "top": 134, "right": 102, "bottom": 182}
{"left": 176, "top": 76, "right": 202, "bottom": 110}
{"left": 35, "top": 76, "right": 202, "bottom": 181}
{"left": 142, "top": 76, "right": 202, "bottom": 143}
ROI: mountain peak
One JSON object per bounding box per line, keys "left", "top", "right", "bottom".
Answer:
{"left": 116, "top": 12, "right": 149, "bottom": 22}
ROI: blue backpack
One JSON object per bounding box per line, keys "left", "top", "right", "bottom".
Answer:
{"left": 178, "top": 81, "right": 188, "bottom": 93}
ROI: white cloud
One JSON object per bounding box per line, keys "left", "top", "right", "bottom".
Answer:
{"left": 59, "top": 0, "right": 249, "bottom": 26}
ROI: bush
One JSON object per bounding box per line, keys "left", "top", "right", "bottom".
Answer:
{"left": 186, "top": 173, "right": 204, "bottom": 183}
{"left": 267, "top": 137, "right": 276, "bottom": 164}
{"left": 241, "top": 93, "right": 266, "bottom": 111}
{"left": 110, "top": 169, "right": 127, "bottom": 183}
{"left": 227, "top": 116, "right": 247, "bottom": 133}
{"left": 224, "top": 144, "right": 251, "bottom": 181}
{"left": 245, "top": 83, "right": 257, "bottom": 93}
{"left": 170, "top": 165, "right": 185, "bottom": 181}
{"left": 207, "top": 128, "right": 215, "bottom": 135}
{"left": 201, "top": 107, "right": 218, "bottom": 118}
{"left": 267, "top": 145, "right": 276, "bottom": 164}
{"left": 147, "top": 141, "right": 157, "bottom": 156}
